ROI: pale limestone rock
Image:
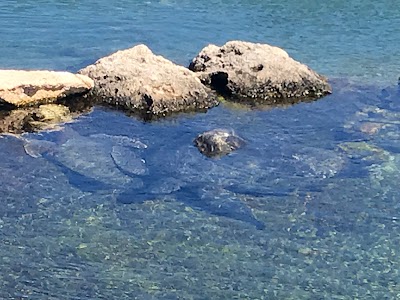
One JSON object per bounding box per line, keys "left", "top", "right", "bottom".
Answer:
{"left": 0, "top": 70, "right": 94, "bottom": 107}
{"left": 79, "top": 44, "right": 217, "bottom": 118}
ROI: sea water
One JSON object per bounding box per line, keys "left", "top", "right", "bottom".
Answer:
{"left": 0, "top": 1, "right": 400, "bottom": 298}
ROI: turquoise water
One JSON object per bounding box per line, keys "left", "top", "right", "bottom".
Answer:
{"left": 1, "top": 0, "right": 399, "bottom": 84}
{"left": 1, "top": 1, "right": 400, "bottom": 299}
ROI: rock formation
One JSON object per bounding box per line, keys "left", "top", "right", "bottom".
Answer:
{"left": 79, "top": 44, "right": 218, "bottom": 118}
{"left": 189, "top": 40, "right": 331, "bottom": 103}
{"left": 0, "top": 70, "right": 93, "bottom": 107}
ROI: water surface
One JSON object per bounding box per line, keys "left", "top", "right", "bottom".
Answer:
{"left": 1, "top": 0, "right": 399, "bottom": 84}
{"left": 1, "top": 1, "right": 400, "bottom": 299}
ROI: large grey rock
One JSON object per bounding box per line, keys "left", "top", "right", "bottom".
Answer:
{"left": 79, "top": 45, "right": 218, "bottom": 118}
{"left": 189, "top": 40, "right": 332, "bottom": 103}
{"left": 0, "top": 70, "right": 94, "bottom": 107}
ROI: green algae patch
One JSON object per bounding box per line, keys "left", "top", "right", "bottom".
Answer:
{"left": 338, "top": 141, "right": 392, "bottom": 161}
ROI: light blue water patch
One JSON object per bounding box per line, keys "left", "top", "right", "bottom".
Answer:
{"left": 0, "top": 0, "right": 399, "bottom": 84}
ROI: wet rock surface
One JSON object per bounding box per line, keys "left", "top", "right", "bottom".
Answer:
{"left": 340, "top": 89, "right": 400, "bottom": 192}
{"left": 189, "top": 40, "right": 332, "bottom": 103}
{"left": 79, "top": 44, "right": 218, "bottom": 118}
{"left": 0, "top": 99, "right": 94, "bottom": 134}
{"left": 194, "top": 128, "right": 245, "bottom": 157}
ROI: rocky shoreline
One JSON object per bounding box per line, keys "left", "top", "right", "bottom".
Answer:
{"left": 0, "top": 40, "right": 332, "bottom": 133}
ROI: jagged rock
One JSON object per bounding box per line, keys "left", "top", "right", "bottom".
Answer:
{"left": 189, "top": 40, "right": 332, "bottom": 103}
{"left": 194, "top": 129, "right": 245, "bottom": 157}
{"left": 0, "top": 70, "right": 94, "bottom": 107}
{"left": 0, "top": 109, "right": 32, "bottom": 134}
{"left": 79, "top": 44, "right": 218, "bottom": 118}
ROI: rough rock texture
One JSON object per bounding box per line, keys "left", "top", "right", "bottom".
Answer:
{"left": 79, "top": 44, "right": 218, "bottom": 118}
{"left": 0, "top": 70, "right": 94, "bottom": 107}
{"left": 23, "top": 104, "right": 72, "bottom": 132}
{"left": 0, "top": 103, "right": 93, "bottom": 134}
{"left": 0, "top": 104, "right": 68, "bottom": 134}
{"left": 189, "top": 41, "right": 332, "bottom": 103}
{"left": 194, "top": 129, "right": 245, "bottom": 157}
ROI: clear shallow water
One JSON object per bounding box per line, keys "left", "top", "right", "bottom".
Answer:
{"left": 1, "top": 1, "right": 400, "bottom": 299}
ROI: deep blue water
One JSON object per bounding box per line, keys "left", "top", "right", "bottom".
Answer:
{"left": 1, "top": 1, "right": 400, "bottom": 299}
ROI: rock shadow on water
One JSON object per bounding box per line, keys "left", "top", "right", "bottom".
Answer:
{"left": 113, "top": 140, "right": 266, "bottom": 230}
{"left": 43, "top": 152, "right": 115, "bottom": 193}
{"left": 178, "top": 185, "right": 266, "bottom": 230}
{"left": 117, "top": 181, "right": 266, "bottom": 230}
{"left": 21, "top": 126, "right": 265, "bottom": 230}
{"left": 22, "top": 127, "right": 147, "bottom": 193}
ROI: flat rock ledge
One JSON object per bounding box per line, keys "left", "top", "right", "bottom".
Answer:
{"left": 79, "top": 44, "right": 218, "bottom": 118}
{"left": 0, "top": 70, "right": 94, "bottom": 107}
{"left": 189, "top": 40, "right": 332, "bottom": 103}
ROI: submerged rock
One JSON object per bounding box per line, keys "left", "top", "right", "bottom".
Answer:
{"left": 344, "top": 104, "right": 400, "bottom": 153}
{"left": 79, "top": 44, "right": 218, "bottom": 118}
{"left": 23, "top": 104, "right": 72, "bottom": 132}
{"left": 343, "top": 106, "right": 395, "bottom": 136}
{"left": 292, "top": 147, "right": 347, "bottom": 179}
{"left": 117, "top": 144, "right": 265, "bottom": 229}
{"left": 194, "top": 128, "right": 245, "bottom": 157}
{"left": 189, "top": 40, "right": 331, "bottom": 103}
{"left": 368, "top": 154, "right": 399, "bottom": 192}
{"left": 22, "top": 127, "right": 263, "bottom": 230}
{"left": 111, "top": 145, "right": 148, "bottom": 176}
{"left": 338, "top": 142, "right": 391, "bottom": 162}
{"left": 177, "top": 185, "right": 265, "bottom": 230}
{"left": 0, "top": 103, "right": 93, "bottom": 134}
{"left": 0, "top": 70, "right": 94, "bottom": 107}
{"left": 22, "top": 128, "right": 148, "bottom": 189}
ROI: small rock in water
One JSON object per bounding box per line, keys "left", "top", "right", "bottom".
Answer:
{"left": 194, "top": 128, "right": 245, "bottom": 157}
